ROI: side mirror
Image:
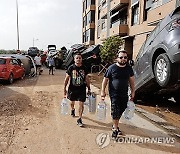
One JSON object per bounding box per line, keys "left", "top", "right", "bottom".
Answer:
{"left": 129, "top": 60, "right": 134, "bottom": 66}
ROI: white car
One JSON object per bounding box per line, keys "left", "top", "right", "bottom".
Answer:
{"left": 48, "top": 50, "right": 57, "bottom": 57}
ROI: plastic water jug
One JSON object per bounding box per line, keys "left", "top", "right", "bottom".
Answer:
{"left": 60, "top": 98, "right": 68, "bottom": 115}
{"left": 88, "top": 92, "right": 96, "bottom": 113}
{"left": 123, "top": 100, "right": 135, "bottom": 120}
{"left": 97, "top": 100, "right": 107, "bottom": 121}
{"left": 83, "top": 98, "right": 89, "bottom": 114}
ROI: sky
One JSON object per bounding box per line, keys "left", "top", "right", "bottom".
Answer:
{"left": 0, "top": 0, "right": 82, "bottom": 51}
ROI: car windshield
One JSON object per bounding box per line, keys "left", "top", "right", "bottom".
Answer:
{"left": 0, "top": 58, "right": 6, "bottom": 64}
{"left": 50, "top": 50, "right": 56, "bottom": 53}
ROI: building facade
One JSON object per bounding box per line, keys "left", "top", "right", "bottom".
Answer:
{"left": 82, "top": 0, "right": 179, "bottom": 59}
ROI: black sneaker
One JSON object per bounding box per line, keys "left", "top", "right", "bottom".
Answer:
{"left": 77, "top": 118, "right": 83, "bottom": 127}
{"left": 112, "top": 126, "right": 122, "bottom": 135}
{"left": 112, "top": 130, "right": 118, "bottom": 139}
{"left": 71, "top": 109, "right": 75, "bottom": 117}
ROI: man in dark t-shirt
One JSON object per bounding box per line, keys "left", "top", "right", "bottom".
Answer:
{"left": 64, "top": 52, "right": 91, "bottom": 127}
{"left": 101, "top": 50, "right": 135, "bottom": 138}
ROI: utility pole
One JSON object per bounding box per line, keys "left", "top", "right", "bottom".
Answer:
{"left": 16, "top": 0, "right": 20, "bottom": 50}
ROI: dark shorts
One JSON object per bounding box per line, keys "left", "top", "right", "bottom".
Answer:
{"left": 110, "top": 96, "right": 128, "bottom": 120}
{"left": 67, "top": 88, "right": 86, "bottom": 102}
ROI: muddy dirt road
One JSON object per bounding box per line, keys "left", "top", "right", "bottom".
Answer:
{"left": 0, "top": 68, "right": 180, "bottom": 154}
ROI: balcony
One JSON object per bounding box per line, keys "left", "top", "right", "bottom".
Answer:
{"left": 110, "top": 0, "right": 129, "bottom": 10}
{"left": 86, "top": 5, "right": 96, "bottom": 13}
{"left": 100, "top": 7, "right": 108, "bottom": 18}
{"left": 110, "top": 20, "right": 128, "bottom": 36}
{"left": 86, "top": 23, "right": 95, "bottom": 29}
{"left": 84, "top": 40, "right": 95, "bottom": 46}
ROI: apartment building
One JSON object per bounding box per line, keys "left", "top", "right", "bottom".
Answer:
{"left": 82, "top": 0, "right": 179, "bottom": 59}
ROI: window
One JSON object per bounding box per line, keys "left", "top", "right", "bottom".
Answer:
{"left": 87, "top": 11, "right": 95, "bottom": 24}
{"left": 0, "top": 59, "right": 6, "bottom": 65}
{"left": 83, "top": 32, "right": 86, "bottom": 43}
{"left": 90, "top": 29, "right": 95, "bottom": 41}
{"left": 83, "top": 16, "right": 87, "bottom": 27}
{"left": 131, "top": 4, "right": 139, "bottom": 25}
{"left": 102, "top": 19, "right": 106, "bottom": 30}
{"left": 98, "top": 6, "right": 101, "bottom": 20}
{"left": 102, "top": 0, "right": 107, "bottom": 8}
{"left": 97, "top": 25, "right": 100, "bottom": 38}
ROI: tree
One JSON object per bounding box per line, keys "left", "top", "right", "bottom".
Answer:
{"left": 100, "top": 36, "right": 124, "bottom": 64}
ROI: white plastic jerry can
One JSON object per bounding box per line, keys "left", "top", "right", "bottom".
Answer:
{"left": 97, "top": 100, "right": 107, "bottom": 121}
{"left": 88, "top": 92, "right": 96, "bottom": 114}
{"left": 60, "top": 98, "right": 69, "bottom": 115}
{"left": 123, "top": 100, "right": 135, "bottom": 120}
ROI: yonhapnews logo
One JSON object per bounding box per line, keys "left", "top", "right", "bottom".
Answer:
{"left": 96, "top": 133, "right": 111, "bottom": 148}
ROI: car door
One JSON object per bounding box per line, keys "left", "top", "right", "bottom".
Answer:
{"left": 11, "top": 59, "right": 23, "bottom": 78}
{"left": 137, "top": 28, "right": 158, "bottom": 84}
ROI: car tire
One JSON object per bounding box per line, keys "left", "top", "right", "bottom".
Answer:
{"left": 154, "top": 53, "right": 176, "bottom": 87}
{"left": 8, "top": 73, "right": 14, "bottom": 84}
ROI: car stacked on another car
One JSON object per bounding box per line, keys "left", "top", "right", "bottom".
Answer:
{"left": 0, "top": 56, "right": 25, "bottom": 84}
{"left": 133, "top": 6, "right": 180, "bottom": 102}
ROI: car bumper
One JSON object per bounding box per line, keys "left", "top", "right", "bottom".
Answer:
{"left": 168, "top": 43, "right": 180, "bottom": 63}
{"left": 0, "top": 73, "right": 9, "bottom": 80}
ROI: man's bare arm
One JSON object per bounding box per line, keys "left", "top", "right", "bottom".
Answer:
{"left": 64, "top": 73, "right": 70, "bottom": 96}
{"left": 101, "top": 77, "right": 109, "bottom": 98}
{"left": 129, "top": 76, "right": 135, "bottom": 100}
{"left": 85, "top": 75, "right": 91, "bottom": 91}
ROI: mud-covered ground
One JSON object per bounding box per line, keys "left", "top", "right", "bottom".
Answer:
{"left": 0, "top": 69, "right": 179, "bottom": 154}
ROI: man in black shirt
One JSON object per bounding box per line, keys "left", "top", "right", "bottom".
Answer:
{"left": 101, "top": 50, "right": 135, "bottom": 138}
{"left": 64, "top": 52, "right": 91, "bottom": 127}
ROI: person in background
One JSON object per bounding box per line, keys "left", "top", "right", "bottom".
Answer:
{"left": 101, "top": 50, "right": 135, "bottom": 139}
{"left": 34, "top": 53, "right": 42, "bottom": 75}
{"left": 64, "top": 52, "right": 91, "bottom": 127}
{"left": 48, "top": 55, "right": 55, "bottom": 75}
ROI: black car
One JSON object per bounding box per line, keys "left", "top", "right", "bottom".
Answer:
{"left": 28, "top": 47, "right": 39, "bottom": 58}
{"left": 133, "top": 6, "right": 180, "bottom": 102}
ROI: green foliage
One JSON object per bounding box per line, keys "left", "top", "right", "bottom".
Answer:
{"left": 0, "top": 49, "right": 27, "bottom": 54}
{"left": 100, "top": 36, "right": 124, "bottom": 64}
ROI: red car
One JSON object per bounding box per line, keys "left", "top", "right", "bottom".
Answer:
{"left": 0, "top": 56, "right": 25, "bottom": 84}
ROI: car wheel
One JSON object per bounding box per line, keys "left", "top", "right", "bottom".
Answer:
{"left": 8, "top": 73, "right": 14, "bottom": 84}
{"left": 154, "top": 53, "right": 175, "bottom": 87}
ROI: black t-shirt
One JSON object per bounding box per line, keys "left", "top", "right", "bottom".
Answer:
{"left": 66, "top": 64, "right": 88, "bottom": 91}
{"left": 104, "top": 63, "right": 134, "bottom": 97}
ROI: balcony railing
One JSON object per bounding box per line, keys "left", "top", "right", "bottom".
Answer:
{"left": 111, "top": 18, "right": 127, "bottom": 28}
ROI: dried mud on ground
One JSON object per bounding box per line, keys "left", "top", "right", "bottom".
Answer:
{"left": 0, "top": 81, "right": 54, "bottom": 153}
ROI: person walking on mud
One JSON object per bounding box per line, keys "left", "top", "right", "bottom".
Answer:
{"left": 48, "top": 55, "right": 55, "bottom": 75}
{"left": 64, "top": 52, "right": 91, "bottom": 127}
{"left": 101, "top": 50, "right": 135, "bottom": 139}
{"left": 34, "top": 53, "right": 42, "bottom": 75}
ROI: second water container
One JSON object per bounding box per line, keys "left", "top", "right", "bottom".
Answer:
{"left": 60, "top": 98, "right": 69, "bottom": 115}
{"left": 97, "top": 100, "right": 107, "bottom": 121}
